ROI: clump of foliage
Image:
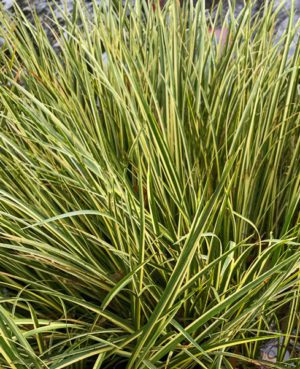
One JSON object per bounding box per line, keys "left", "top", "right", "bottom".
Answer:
{"left": 0, "top": 1, "right": 299, "bottom": 368}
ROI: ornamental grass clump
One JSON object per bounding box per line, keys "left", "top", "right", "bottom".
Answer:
{"left": 0, "top": 1, "right": 299, "bottom": 368}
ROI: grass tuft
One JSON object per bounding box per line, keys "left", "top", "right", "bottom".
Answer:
{"left": 0, "top": 1, "right": 299, "bottom": 368}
